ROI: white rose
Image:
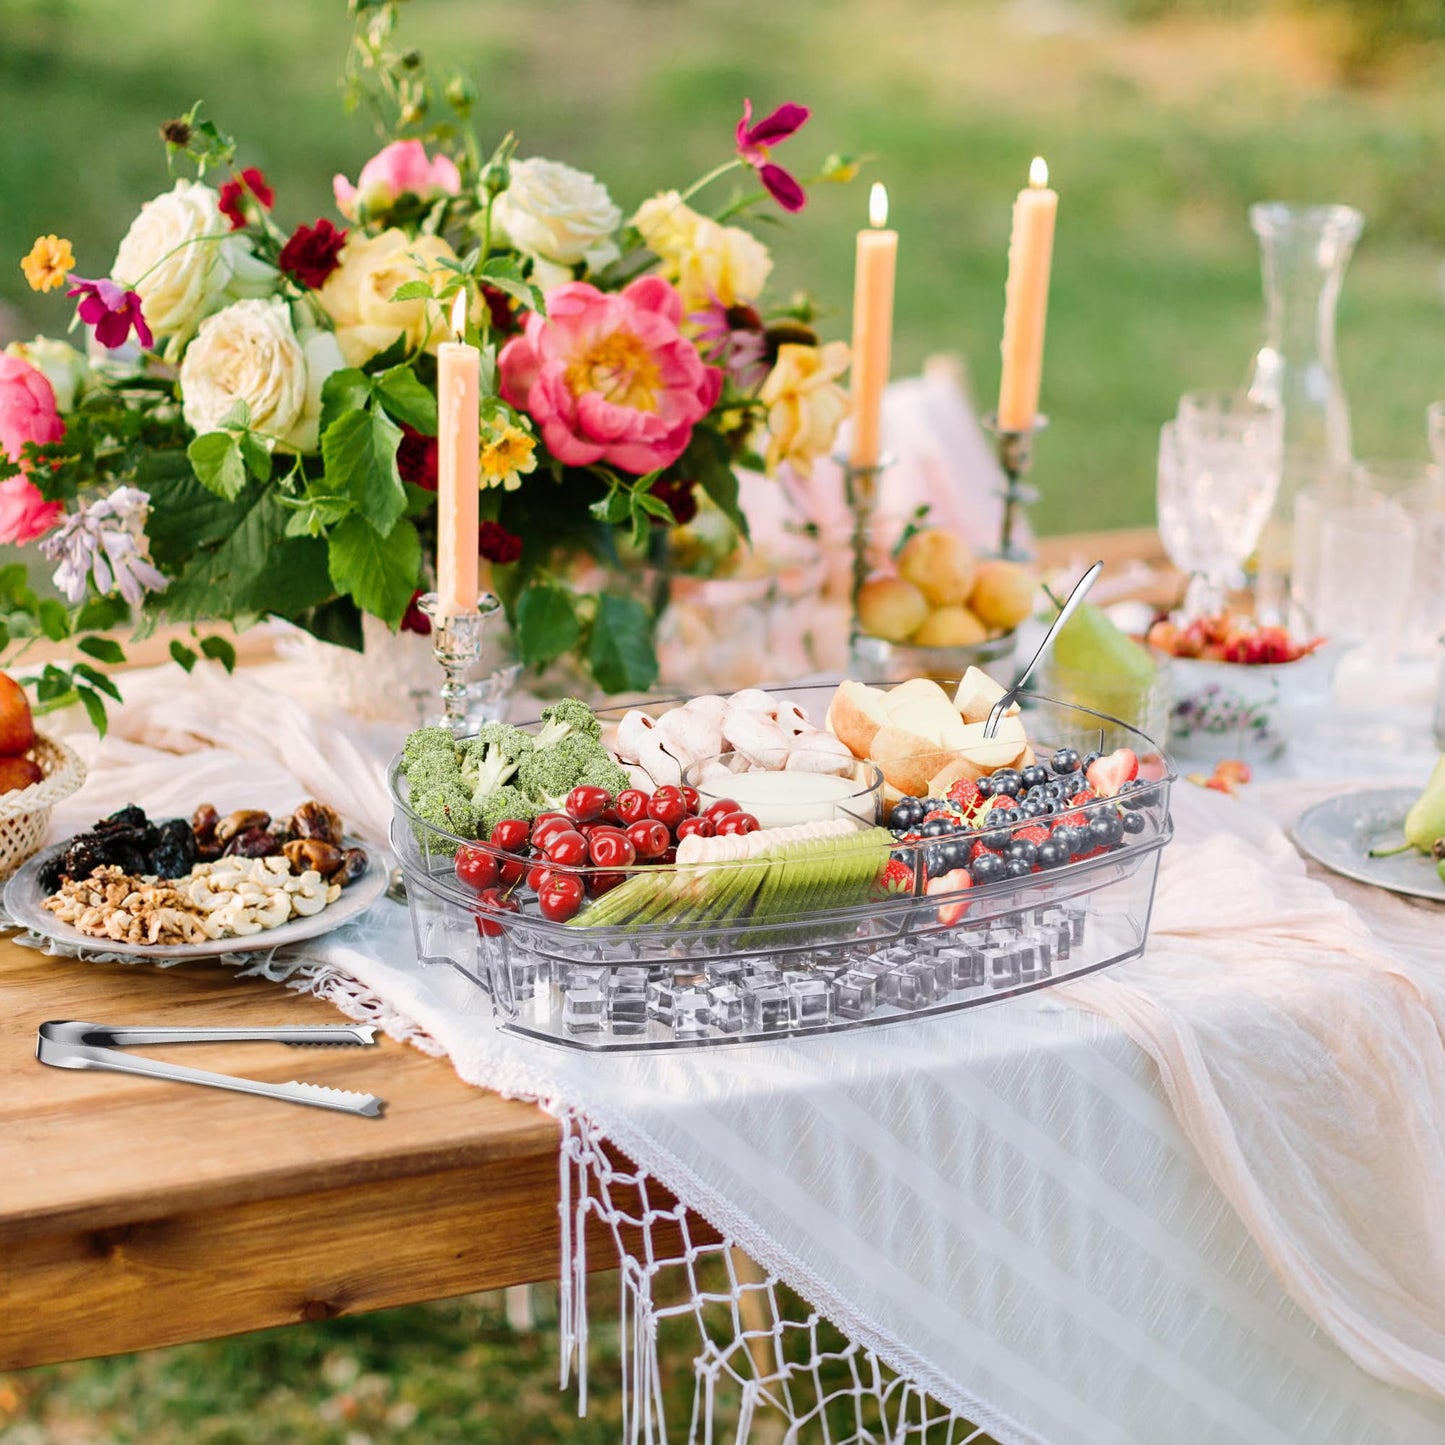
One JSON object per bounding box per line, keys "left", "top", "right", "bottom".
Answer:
{"left": 285, "top": 327, "right": 347, "bottom": 454}
{"left": 4, "top": 336, "right": 90, "bottom": 413}
{"left": 492, "top": 158, "right": 622, "bottom": 286}
{"left": 113, "top": 180, "right": 274, "bottom": 357}
{"left": 180, "top": 298, "right": 308, "bottom": 446}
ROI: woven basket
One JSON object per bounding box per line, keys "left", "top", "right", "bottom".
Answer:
{"left": 0, "top": 733, "right": 86, "bottom": 880}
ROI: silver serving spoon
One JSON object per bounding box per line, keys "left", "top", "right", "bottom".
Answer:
{"left": 984, "top": 561, "right": 1104, "bottom": 738}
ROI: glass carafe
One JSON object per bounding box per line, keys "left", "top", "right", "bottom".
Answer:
{"left": 1245, "top": 202, "right": 1363, "bottom": 622}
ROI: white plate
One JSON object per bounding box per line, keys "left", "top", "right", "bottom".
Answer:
{"left": 1292, "top": 788, "right": 1445, "bottom": 903}
{"left": 4, "top": 838, "right": 389, "bottom": 960}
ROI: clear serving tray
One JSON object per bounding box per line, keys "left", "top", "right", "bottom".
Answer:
{"left": 390, "top": 685, "right": 1175, "bottom": 1051}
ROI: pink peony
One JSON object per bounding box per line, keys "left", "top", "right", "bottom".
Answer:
{"left": 0, "top": 356, "right": 64, "bottom": 544}
{"left": 498, "top": 277, "right": 723, "bottom": 474}
{"left": 333, "top": 140, "right": 461, "bottom": 220}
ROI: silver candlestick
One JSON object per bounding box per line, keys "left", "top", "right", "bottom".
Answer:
{"left": 983, "top": 412, "right": 1046, "bottom": 562}
{"left": 417, "top": 592, "right": 501, "bottom": 734}
{"left": 840, "top": 451, "right": 895, "bottom": 653}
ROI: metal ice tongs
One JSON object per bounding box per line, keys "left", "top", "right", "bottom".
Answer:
{"left": 36, "top": 1020, "right": 385, "bottom": 1117}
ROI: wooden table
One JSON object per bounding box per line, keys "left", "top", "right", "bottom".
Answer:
{"left": 0, "top": 528, "right": 1170, "bottom": 1371}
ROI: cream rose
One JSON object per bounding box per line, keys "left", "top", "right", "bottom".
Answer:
{"left": 113, "top": 180, "right": 273, "bottom": 357}
{"left": 180, "top": 298, "right": 309, "bottom": 445}
{"left": 759, "top": 341, "right": 850, "bottom": 478}
{"left": 632, "top": 190, "right": 771, "bottom": 314}
{"left": 316, "top": 229, "right": 456, "bottom": 367}
{"left": 492, "top": 158, "right": 621, "bottom": 288}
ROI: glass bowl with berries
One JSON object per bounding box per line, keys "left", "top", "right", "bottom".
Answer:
{"left": 1144, "top": 613, "right": 1333, "bottom": 763}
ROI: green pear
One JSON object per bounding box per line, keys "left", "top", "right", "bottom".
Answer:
{"left": 1048, "top": 601, "right": 1159, "bottom": 720}
{"left": 1404, "top": 754, "right": 1445, "bottom": 854}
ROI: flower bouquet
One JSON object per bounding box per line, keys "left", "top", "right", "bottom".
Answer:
{"left": 2, "top": 1, "right": 853, "bottom": 728}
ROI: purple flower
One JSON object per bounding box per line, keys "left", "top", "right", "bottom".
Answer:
{"left": 735, "top": 99, "right": 811, "bottom": 213}
{"left": 66, "top": 277, "right": 154, "bottom": 352}
{"left": 690, "top": 295, "right": 769, "bottom": 391}
{"left": 41, "top": 486, "right": 168, "bottom": 606}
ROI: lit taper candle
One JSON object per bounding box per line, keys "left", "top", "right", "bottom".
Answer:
{"left": 435, "top": 291, "right": 480, "bottom": 620}
{"left": 997, "top": 157, "right": 1057, "bottom": 433}
{"left": 849, "top": 182, "right": 898, "bottom": 469}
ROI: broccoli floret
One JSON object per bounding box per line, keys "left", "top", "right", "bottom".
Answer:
{"left": 460, "top": 723, "right": 534, "bottom": 804}
{"left": 410, "top": 786, "right": 477, "bottom": 852}
{"left": 515, "top": 732, "right": 600, "bottom": 809}
{"left": 402, "top": 725, "right": 459, "bottom": 770}
{"left": 478, "top": 786, "right": 540, "bottom": 837}
{"left": 533, "top": 697, "right": 601, "bottom": 750}
{"left": 401, "top": 725, "right": 479, "bottom": 848}
{"left": 576, "top": 753, "right": 631, "bottom": 798}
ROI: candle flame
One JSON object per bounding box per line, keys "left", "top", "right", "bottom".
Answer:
{"left": 869, "top": 182, "right": 889, "bottom": 229}
{"left": 1029, "top": 156, "right": 1049, "bottom": 189}
{"left": 450, "top": 290, "right": 468, "bottom": 340}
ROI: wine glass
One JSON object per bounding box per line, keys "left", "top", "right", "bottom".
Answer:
{"left": 1156, "top": 390, "right": 1284, "bottom": 618}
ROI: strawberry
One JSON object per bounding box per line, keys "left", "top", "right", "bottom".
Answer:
{"left": 926, "top": 868, "right": 973, "bottom": 926}
{"left": 1067, "top": 788, "right": 1098, "bottom": 808}
{"left": 1085, "top": 748, "right": 1139, "bottom": 799}
{"left": 946, "top": 778, "right": 983, "bottom": 815}
{"left": 969, "top": 839, "right": 1001, "bottom": 862}
{"left": 984, "top": 795, "right": 1018, "bottom": 815}
{"left": 1054, "top": 811, "right": 1087, "bottom": 832}
{"left": 1213, "top": 758, "right": 1252, "bottom": 788}
{"left": 923, "top": 808, "right": 958, "bottom": 824}
{"left": 880, "top": 857, "right": 915, "bottom": 896}
{"left": 1012, "top": 824, "right": 1049, "bottom": 846}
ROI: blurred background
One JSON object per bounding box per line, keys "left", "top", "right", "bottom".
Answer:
{"left": 3, "top": 0, "right": 1445, "bottom": 1438}
{"left": 4, "top": 0, "right": 1445, "bottom": 536}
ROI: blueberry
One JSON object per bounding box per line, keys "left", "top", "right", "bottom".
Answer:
{"left": 940, "top": 838, "right": 971, "bottom": 870}
{"left": 1089, "top": 812, "right": 1124, "bottom": 848}
{"left": 1122, "top": 811, "right": 1146, "bottom": 835}
{"left": 921, "top": 817, "right": 956, "bottom": 838}
{"left": 981, "top": 828, "right": 1012, "bottom": 852}
{"left": 1051, "top": 825, "right": 1085, "bottom": 858}
{"left": 1121, "top": 781, "right": 1159, "bottom": 811}
{"left": 1005, "top": 857, "right": 1034, "bottom": 879}
{"left": 1051, "top": 747, "right": 1081, "bottom": 774}
{"left": 889, "top": 797, "right": 925, "bottom": 831}
{"left": 1020, "top": 798, "right": 1045, "bottom": 818}
{"left": 990, "top": 769, "right": 1022, "bottom": 798}
{"left": 1036, "top": 839, "right": 1068, "bottom": 869}
{"left": 924, "top": 844, "right": 952, "bottom": 878}
{"left": 976, "top": 775, "right": 996, "bottom": 798}
{"left": 1006, "top": 839, "right": 1038, "bottom": 866}
{"left": 1033, "top": 798, "right": 1057, "bottom": 816}
{"left": 1021, "top": 764, "right": 1049, "bottom": 791}
{"left": 1081, "top": 751, "right": 1102, "bottom": 773}
{"left": 969, "top": 852, "right": 1006, "bottom": 885}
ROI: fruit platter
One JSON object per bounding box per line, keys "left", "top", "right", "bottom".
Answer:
{"left": 389, "top": 670, "right": 1175, "bottom": 1050}
{"left": 4, "top": 800, "right": 384, "bottom": 959}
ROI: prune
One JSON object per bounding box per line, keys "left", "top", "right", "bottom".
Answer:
{"left": 152, "top": 819, "right": 197, "bottom": 877}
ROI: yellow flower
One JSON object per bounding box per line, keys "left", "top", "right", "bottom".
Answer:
{"left": 20, "top": 235, "right": 75, "bottom": 293}
{"left": 759, "top": 341, "right": 851, "bottom": 478}
{"left": 315, "top": 228, "right": 456, "bottom": 367}
{"left": 631, "top": 191, "right": 772, "bottom": 315}
{"left": 479, "top": 419, "right": 538, "bottom": 492}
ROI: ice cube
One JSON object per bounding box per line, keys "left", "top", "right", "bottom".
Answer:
{"left": 937, "top": 945, "right": 985, "bottom": 990}
{"left": 609, "top": 966, "right": 650, "bottom": 995}
{"left": 646, "top": 978, "right": 677, "bottom": 1023}
{"left": 882, "top": 962, "right": 936, "bottom": 1010}
{"left": 563, "top": 986, "right": 605, "bottom": 1034}
{"left": 986, "top": 946, "right": 1021, "bottom": 990}
{"left": 564, "top": 964, "right": 607, "bottom": 992}
{"left": 707, "top": 959, "right": 744, "bottom": 988}
{"left": 744, "top": 985, "right": 791, "bottom": 1033}
{"left": 1064, "top": 905, "right": 1087, "bottom": 946}
{"left": 673, "top": 987, "right": 710, "bottom": 1038}
{"left": 1018, "top": 941, "right": 1050, "bottom": 984}
{"left": 708, "top": 982, "right": 744, "bottom": 1032}
{"left": 786, "top": 974, "right": 832, "bottom": 1027}
{"left": 832, "top": 969, "right": 878, "bottom": 1020}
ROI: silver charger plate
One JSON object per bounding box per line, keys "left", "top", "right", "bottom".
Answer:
{"left": 4, "top": 837, "right": 389, "bottom": 960}
{"left": 1292, "top": 788, "right": 1445, "bottom": 903}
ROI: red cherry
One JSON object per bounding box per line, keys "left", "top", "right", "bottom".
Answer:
{"left": 614, "top": 789, "right": 650, "bottom": 825}
{"left": 587, "top": 870, "right": 626, "bottom": 896}
{"left": 656, "top": 846, "right": 678, "bottom": 865}
{"left": 526, "top": 861, "right": 554, "bottom": 894}
{"left": 474, "top": 886, "right": 519, "bottom": 936}
{"left": 532, "top": 811, "right": 568, "bottom": 832}
{"left": 596, "top": 806, "right": 622, "bottom": 827}
{"left": 715, "top": 811, "right": 759, "bottom": 837}
{"left": 565, "top": 785, "right": 611, "bottom": 823}
{"left": 454, "top": 843, "right": 498, "bottom": 893}
{"left": 489, "top": 819, "right": 530, "bottom": 853}
{"left": 538, "top": 872, "right": 585, "bottom": 922}
{"left": 497, "top": 855, "right": 526, "bottom": 889}
{"left": 626, "top": 819, "right": 670, "bottom": 859}
{"left": 675, "top": 815, "right": 714, "bottom": 841}
{"left": 588, "top": 827, "right": 636, "bottom": 868}
{"left": 647, "top": 786, "right": 688, "bottom": 830}
{"left": 544, "top": 829, "right": 588, "bottom": 867}
{"left": 680, "top": 785, "right": 700, "bottom": 815}
{"left": 702, "top": 797, "right": 741, "bottom": 825}
{"left": 531, "top": 816, "right": 575, "bottom": 852}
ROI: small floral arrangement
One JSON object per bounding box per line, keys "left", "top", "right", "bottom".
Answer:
{"left": 1, "top": 2, "right": 855, "bottom": 726}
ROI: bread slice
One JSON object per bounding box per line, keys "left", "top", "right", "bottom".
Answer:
{"left": 829, "top": 680, "right": 891, "bottom": 758}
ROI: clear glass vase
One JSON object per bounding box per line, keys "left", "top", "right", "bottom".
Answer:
{"left": 1245, "top": 202, "right": 1364, "bottom": 622}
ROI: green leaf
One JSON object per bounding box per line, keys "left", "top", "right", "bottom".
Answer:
{"left": 375, "top": 366, "right": 438, "bottom": 434}
{"left": 75, "top": 595, "right": 130, "bottom": 632}
{"left": 322, "top": 407, "right": 407, "bottom": 536}
{"left": 326, "top": 515, "right": 421, "bottom": 629}
{"left": 239, "top": 433, "right": 272, "bottom": 484}
{"left": 36, "top": 599, "right": 71, "bottom": 642}
{"left": 293, "top": 597, "right": 364, "bottom": 652}
{"left": 76, "top": 686, "right": 108, "bottom": 737}
{"left": 0, "top": 620, "right": 10, "bottom": 654}
{"left": 587, "top": 592, "right": 657, "bottom": 694}
{"left": 683, "top": 430, "right": 750, "bottom": 544}
{"left": 481, "top": 253, "right": 546, "bottom": 313}
{"left": 515, "top": 584, "right": 580, "bottom": 669}
{"left": 199, "top": 635, "right": 237, "bottom": 673}
{"left": 282, "top": 488, "right": 355, "bottom": 538}
{"left": 319, "top": 368, "right": 374, "bottom": 438}
{"left": 403, "top": 481, "right": 437, "bottom": 518}
{"left": 33, "top": 665, "right": 72, "bottom": 704}
{"left": 77, "top": 636, "right": 126, "bottom": 664}
{"left": 73, "top": 661, "right": 122, "bottom": 701}
{"left": 389, "top": 279, "right": 435, "bottom": 302}
{"left": 218, "top": 399, "right": 251, "bottom": 431}
{"left": 188, "top": 431, "right": 247, "bottom": 501}
{"left": 170, "top": 640, "right": 198, "bottom": 673}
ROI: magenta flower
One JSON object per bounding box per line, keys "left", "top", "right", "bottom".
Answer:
{"left": 735, "top": 99, "right": 811, "bottom": 213}
{"left": 67, "top": 277, "right": 153, "bottom": 351}
{"left": 690, "top": 296, "right": 769, "bottom": 391}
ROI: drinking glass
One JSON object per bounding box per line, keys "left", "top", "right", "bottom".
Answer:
{"left": 1305, "top": 492, "right": 1415, "bottom": 655}
{"left": 1349, "top": 460, "right": 1445, "bottom": 659}
{"left": 1156, "top": 390, "right": 1284, "bottom": 617}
